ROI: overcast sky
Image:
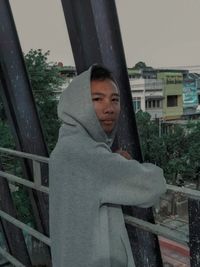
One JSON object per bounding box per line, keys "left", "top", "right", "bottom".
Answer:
{"left": 10, "top": 0, "right": 200, "bottom": 70}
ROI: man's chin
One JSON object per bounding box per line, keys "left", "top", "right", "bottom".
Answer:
{"left": 103, "top": 126, "right": 115, "bottom": 135}
{"left": 100, "top": 121, "right": 117, "bottom": 135}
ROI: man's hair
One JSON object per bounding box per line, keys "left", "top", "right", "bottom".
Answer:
{"left": 91, "top": 65, "right": 116, "bottom": 83}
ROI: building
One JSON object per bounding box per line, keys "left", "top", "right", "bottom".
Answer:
{"left": 58, "top": 64, "right": 200, "bottom": 121}
{"left": 129, "top": 66, "right": 192, "bottom": 120}
{"left": 183, "top": 74, "right": 199, "bottom": 115}
{"left": 130, "top": 77, "right": 164, "bottom": 119}
{"left": 156, "top": 70, "right": 187, "bottom": 120}
{"left": 128, "top": 61, "right": 157, "bottom": 79}
{"left": 54, "top": 64, "right": 76, "bottom": 99}
{"left": 184, "top": 73, "right": 200, "bottom": 115}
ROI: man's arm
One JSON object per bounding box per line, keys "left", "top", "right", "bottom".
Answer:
{"left": 93, "top": 144, "right": 167, "bottom": 208}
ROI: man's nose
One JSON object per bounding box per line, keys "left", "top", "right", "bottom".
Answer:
{"left": 104, "top": 101, "right": 114, "bottom": 113}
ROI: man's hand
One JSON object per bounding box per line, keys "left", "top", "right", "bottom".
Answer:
{"left": 115, "top": 149, "right": 132, "bottom": 160}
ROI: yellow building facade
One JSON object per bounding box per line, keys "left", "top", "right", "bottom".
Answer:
{"left": 157, "top": 72, "right": 183, "bottom": 120}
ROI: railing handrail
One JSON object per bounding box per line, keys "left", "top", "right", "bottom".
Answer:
{"left": 1, "top": 146, "right": 200, "bottom": 198}
{"left": 0, "top": 147, "right": 50, "bottom": 266}
{"left": 0, "top": 170, "right": 49, "bottom": 194}
{"left": 0, "top": 210, "right": 51, "bottom": 246}
{"left": 124, "top": 215, "right": 189, "bottom": 245}
{"left": 167, "top": 184, "right": 200, "bottom": 199}
{"left": 0, "top": 147, "right": 199, "bottom": 266}
{"left": 0, "top": 147, "right": 49, "bottom": 163}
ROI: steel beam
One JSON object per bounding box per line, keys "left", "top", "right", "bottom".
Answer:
{"left": 188, "top": 198, "right": 200, "bottom": 267}
{"left": 61, "top": 0, "right": 142, "bottom": 158}
{"left": 0, "top": 0, "right": 51, "bottom": 264}
{"left": 61, "top": 0, "right": 163, "bottom": 266}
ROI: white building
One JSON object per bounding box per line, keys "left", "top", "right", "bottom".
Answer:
{"left": 130, "top": 78, "right": 164, "bottom": 119}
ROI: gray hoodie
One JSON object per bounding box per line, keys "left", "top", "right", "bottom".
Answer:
{"left": 49, "top": 65, "right": 166, "bottom": 267}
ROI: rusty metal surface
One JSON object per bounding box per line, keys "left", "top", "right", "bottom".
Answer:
{"left": 0, "top": 1, "right": 51, "bottom": 265}
{"left": 0, "top": 0, "right": 49, "bottom": 234}
{"left": 188, "top": 198, "right": 200, "bottom": 267}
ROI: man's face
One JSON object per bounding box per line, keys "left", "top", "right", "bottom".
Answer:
{"left": 91, "top": 79, "right": 120, "bottom": 134}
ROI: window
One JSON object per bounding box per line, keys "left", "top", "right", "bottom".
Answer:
{"left": 148, "top": 101, "right": 151, "bottom": 108}
{"left": 146, "top": 99, "right": 162, "bottom": 109}
{"left": 167, "top": 95, "right": 178, "bottom": 107}
{"left": 156, "top": 100, "right": 159, "bottom": 108}
{"left": 133, "top": 97, "right": 141, "bottom": 112}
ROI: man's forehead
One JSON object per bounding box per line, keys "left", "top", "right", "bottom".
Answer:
{"left": 90, "top": 79, "right": 120, "bottom": 94}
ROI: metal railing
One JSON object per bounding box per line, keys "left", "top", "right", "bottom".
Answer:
{"left": 0, "top": 147, "right": 50, "bottom": 267}
{"left": 0, "top": 147, "right": 200, "bottom": 266}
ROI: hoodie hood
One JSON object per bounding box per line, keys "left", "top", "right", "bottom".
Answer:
{"left": 58, "top": 65, "right": 116, "bottom": 147}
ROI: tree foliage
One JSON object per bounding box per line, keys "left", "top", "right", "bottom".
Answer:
{"left": 0, "top": 49, "right": 65, "bottom": 223}
{"left": 24, "top": 49, "right": 65, "bottom": 151}
{"left": 136, "top": 110, "right": 200, "bottom": 187}
{"left": 134, "top": 61, "right": 147, "bottom": 70}
{"left": 0, "top": 49, "right": 65, "bottom": 151}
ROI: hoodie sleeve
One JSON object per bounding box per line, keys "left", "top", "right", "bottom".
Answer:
{"left": 92, "top": 144, "right": 166, "bottom": 208}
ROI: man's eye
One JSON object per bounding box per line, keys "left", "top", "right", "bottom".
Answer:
{"left": 92, "top": 97, "right": 102, "bottom": 101}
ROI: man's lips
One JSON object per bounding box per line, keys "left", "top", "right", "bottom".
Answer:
{"left": 101, "top": 119, "right": 115, "bottom": 125}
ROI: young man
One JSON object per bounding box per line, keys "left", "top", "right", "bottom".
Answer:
{"left": 49, "top": 65, "right": 166, "bottom": 267}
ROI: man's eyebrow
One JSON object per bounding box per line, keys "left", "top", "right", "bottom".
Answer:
{"left": 91, "top": 93, "right": 120, "bottom": 97}
{"left": 112, "top": 93, "right": 120, "bottom": 97}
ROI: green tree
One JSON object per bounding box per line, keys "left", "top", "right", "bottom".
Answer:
{"left": 25, "top": 49, "right": 65, "bottom": 151}
{"left": 136, "top": 110, "right": 164, "bottom": 164}
{"left": 162, "top": 125, "right": 188, "bottom": 183}
{"left": 0, "top": 49, "right": 65, "bottom": 151}
{"left": 136, "top": 110, "right": 194, "bottom": 185}
{"left": 183, "top": 121, "right": 200, "bottom": 188}
{"left": 0, "top": 49, "right": 65, "bottom": 223}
